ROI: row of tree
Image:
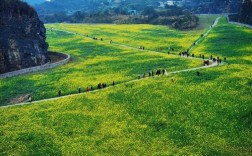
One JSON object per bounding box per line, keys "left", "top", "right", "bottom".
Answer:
{"left": 39, "top": 4, "right": 199, "bottom": 30}
{"left": 188, "top": 0, "right": 242, "bottom": 14}
{"left": 36, "top": 0, "right": 252, "bottom": 28}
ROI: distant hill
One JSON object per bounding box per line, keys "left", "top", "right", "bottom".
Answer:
{"left": 34, "top": 0, "right": 243, "bottom": 28}
{"left": 188, "top": 0, "right": 241, "bottom": 14}
{"left": 35, "top": 0, "right": 162, "bottom": 15}
{"left": 34, "top": 0, "right": 242, "bottom": 16}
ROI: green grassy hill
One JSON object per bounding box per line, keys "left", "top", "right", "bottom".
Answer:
{"left": 47, "top": 15, "right": 217, "bottom": 54}
{"left": 0, "top": 16, "right": 251, "bottom": 155}
{"left": 0, "top": 15, "right": 216, "bottom": 105}
{"left": 0, "top": 29, "right": 201, "bottom": 105}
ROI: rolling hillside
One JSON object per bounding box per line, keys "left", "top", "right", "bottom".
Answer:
{"left": 35, "top": 0, "right": 162, "bottom": 15}
{"left": 0, "top": 16, "right": 251, "bottom": 155}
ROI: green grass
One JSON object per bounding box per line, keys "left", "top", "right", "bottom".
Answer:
{"left": 192, "top": 17, "right": 252, "bottom": 63}
{"left": 196, "top": 15, "right": 220, "bottom": 31}
{"left": 0, "top": 23, "right": 205, "bottom": 105}
{"left": 1, "top": 16, "right": 251, "bottom": 155}
{"left": 46, "top": 15, "right": 218, "bottom": 54}
{"left": 0, "top": 15, "right": 217, "bottom": 105}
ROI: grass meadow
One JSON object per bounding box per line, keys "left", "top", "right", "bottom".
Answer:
{"left": 0, "top": 16, "right": 217, "bottom": 105}
{"left": 0, "top": 30, "right": 201, "bottom": 105}
{"left": 47, "top": 15, "right": 218, "bottom": 54}
{"left": 0, "top": 16, "right": 251, "bottom": 155}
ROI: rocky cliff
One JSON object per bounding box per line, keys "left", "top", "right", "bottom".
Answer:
{"left": 0, "top": 0, "right": 49, "bottom": 74}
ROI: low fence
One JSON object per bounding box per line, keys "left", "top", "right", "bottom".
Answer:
{"left": 227, "top": 15, "right": 252, "bottom": 29}
{"left": 0, "top": 52, "right": 70, "bottom": 79}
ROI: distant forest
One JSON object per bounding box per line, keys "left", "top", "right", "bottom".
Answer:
{"left": 27, "top": 0, "right": 252, "bottom": 28}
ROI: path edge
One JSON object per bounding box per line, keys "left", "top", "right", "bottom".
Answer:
{"left": 0, "top": 52, "right": 71, "bottom": 79}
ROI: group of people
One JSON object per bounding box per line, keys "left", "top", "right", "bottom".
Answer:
{"left": 156, "top": 69, "right": 168, "bottom": 76}
{"left": 27, "top": 80, "right": 117, "bottom": 102}
{"left": 199, "top": 54, "right": 205, "bottom": 59}
{"left": 92, "top": 37, "right": 98, "bottom": 40}
{"left": 179, "top": 51, "right": 190, "bottom": 57}
{"left": 78, "top": 86, "right": 94, "bottom": 93}
{"left": 203, "top": 60, "right": 210, "bottom": 66}
{"left": 97, "top": 83, "right": 107, "bottom": 89}
{"left": 178, "top": 51, "right": 226, "bottom": 65}
{"left": 56, "top": 81, "right": 116, "bottom": 97}
{"left": 138, "top": 69, "right": 168, "bottom": 79}
{"left": 213, "top": 57, "right": 222, "bottom": 64}
{"left": 139, "top": 46, "right": 145, "bottom": 50}
{"left": 210, "top": 56, "right": 226, "bottom": 64}
{"left": 93, "top": 37, "right": 103, "bottom": 41}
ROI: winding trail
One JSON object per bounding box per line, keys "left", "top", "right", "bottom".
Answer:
{"left": 1, "top": 17, "right": 224, "bottom": 109}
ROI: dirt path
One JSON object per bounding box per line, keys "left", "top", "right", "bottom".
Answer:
{"left": 1, "top": 17, "right": 223, "bottom": 109}
{"left": 48, "top": 17, "right": 221, "bottom": 60}
{"left": 0, "top": 62, "right": 220, "bottom": 109}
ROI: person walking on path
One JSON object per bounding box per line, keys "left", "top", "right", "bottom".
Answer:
{"left": 28, "top": 95, "right": 32, "bottom": 103}
{"left": 86, "top": 87, "right": 90, "bottom": 92}
{"left": 162, "top": 69, "right": 165, "bottom": 75}
{"left": 142, "top": 73, "right": 146, "bottom": 78}
{"left": 98, "top": 83, "right": 102, "bottom": 89}
{"left": 103, "top": 83, "right": 107, "bottom": 88}
{"left": 164, "top": 69, "right": 168, "bottom": 76}
{"left": 58, "top": 90, "right": 61, "bottom": 97}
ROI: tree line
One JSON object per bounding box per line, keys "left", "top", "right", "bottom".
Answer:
{"left": 39, "top": 4, "right": 199, "bottom": 30}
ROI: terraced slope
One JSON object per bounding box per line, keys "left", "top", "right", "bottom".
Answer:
{"left": 0, "top": 16, "right": 217, "bottom": 105}
{"left": 47, "top": 15, "right": 218, "bottom": 54}
{"left": 0, "top": 17, "right": 251, "bottom": 155}
{"left": 0, "top": 30, "right": 202, "bottom": 105}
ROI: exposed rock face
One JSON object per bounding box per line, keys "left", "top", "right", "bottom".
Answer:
{"left": 0, "top": 0, "right": 49, "bottom": 74}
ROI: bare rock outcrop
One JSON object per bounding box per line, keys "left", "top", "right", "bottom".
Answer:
{"left": 0, "top": 0, "right": 49, "bottom": 74}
